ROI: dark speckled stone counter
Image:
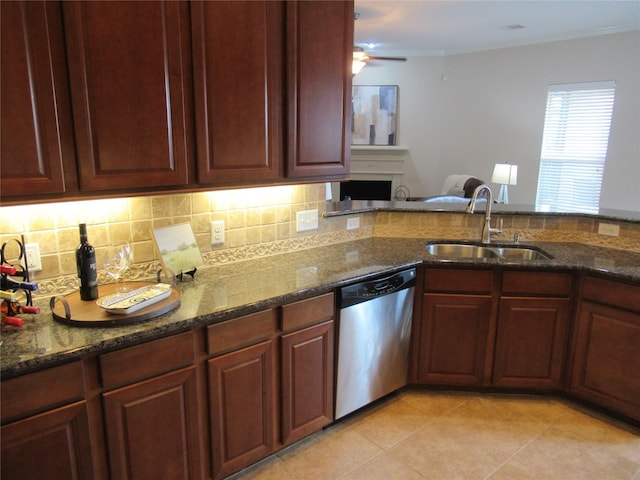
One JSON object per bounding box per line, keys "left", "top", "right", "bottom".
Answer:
{"left": 2, "top": 237, "right": 640, "bottom": 379}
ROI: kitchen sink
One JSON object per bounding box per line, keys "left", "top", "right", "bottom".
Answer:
{"left": 425, "top": 242, "right": 552, "bottom": 261}
{"left": 425, "top": 243, "right": 500, "bottom": 259}
{"left": 493, "top": 246, "right": 552, "bottom": 261}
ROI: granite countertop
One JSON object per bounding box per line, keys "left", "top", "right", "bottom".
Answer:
{"left": 323, "top": 200, "right": 640, "bottom": 223}
{"left": 2, "top": 237, "right": 640, "bottom": 379}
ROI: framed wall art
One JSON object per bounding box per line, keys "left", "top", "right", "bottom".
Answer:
{"left": 351, "top": 85, "right": 398, "bottom": 145}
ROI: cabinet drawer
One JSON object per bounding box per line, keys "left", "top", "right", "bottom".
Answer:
{"left": 424, "top": 268, "right": 494, "bottom": 293}
{"left": 502, "top": 271, "right": 573, "bottom": 296}
{"left": 1, "top": 361, "right": 85, "bottom": 423}
{"left": 207, "top": 309, "right": 278, "bottom": 356}
{"left": 281, "top": 292, "right": 335, "bottom": 332}
{"left": 100, "top": 331, "right": 194, "bottom": 389}
{"left": 582, "top": 276, "right": 640, "bottom": 312}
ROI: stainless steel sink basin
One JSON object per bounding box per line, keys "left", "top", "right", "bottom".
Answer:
{"left": 493, "top": 246, "right": 552, "bottom": 261}
{"left": 425, "top": 242, "right": 552, "bottom": 261}
{"left": 425, "top": 243, "right": 500, "bottom": 259}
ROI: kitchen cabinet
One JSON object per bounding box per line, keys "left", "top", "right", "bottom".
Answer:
{"left": 417, "top": 268, "right": 573, "bottom": 390}
{"left": 207, "top": 309, "right": 279, "bottom": 480}
{"left": 63, "top": 1, "right": 193, "bottom": 193}
{"left": 417, "top": 269, "right": 496, "bottom": 386}
{"left": 2, "top": 0, "right": 353, "bottom": 205}
{"left": 570, "top": 276, "right": 640, "bottom": 421}
{"left": 206, "top": 293, "right": 335, "bottom": 479}
{"left": 493, "top": 271, "right": 573, "bottom": 389}
{"left": 0, "top": 1, "right": 76, "bottom": 201}
{"left": 191, "top": 1, "right": 283, "bottom": 185}
{"left": 99, "top": 332, "right": 202, "bottom": 480}
{"left": 280, "top": 293, "right": 335, "bottom": 445}
{"left": 0, "top": 362, "right": 95, "bottom": 479}
{"left": 286, "top": 1, "right": 352, "bottom": 179}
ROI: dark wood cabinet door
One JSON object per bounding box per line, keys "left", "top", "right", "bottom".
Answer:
{"left": 418, "top": 293, "right": 494, "bottom": 386}
{"left": 102, "top": 366, "right": 201, "bottom": 480}
{"left": 493, "top": 297, "right": 570, "bottom": 389}
{"left": 191, "top": 1, "right": 283, "bottom": 185}
{"left": 286, "top": 0, "right": 352, "bottom": 179}
{"left": 1, "top": 401, "right": 94, "bottom": 480}
{"left": 1, "top": 1, "right": 75, "bottom": 200}
{"left": 281, "top": 320, "right": 334, "bottom": 445}
{"left": 208, "top": 340, "right": 276, "bottom": 480}
{"left": 63, "top": 1, "right": 193, "bottom": 192}
{"left": 570, "top": 301, "right": 640, "bottom": 421}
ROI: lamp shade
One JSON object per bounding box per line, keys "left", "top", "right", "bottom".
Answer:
{"left": 491, "top": 163, "right": 518, "bottom": 186}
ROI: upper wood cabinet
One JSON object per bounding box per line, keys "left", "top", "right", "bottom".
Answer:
{"left": 1, "top": 0, "right": 353, "bottom": 204}
{"left": 62, "top": 1, "right": 193, "bottom": 192}
{"left": 0, "top": 1, "right": 75, "bottom": 201}
{"left": 286, "top": 0, "right": 353, "bottom": 179}
{"left": 191, "top": 1, "right": 283, "bottom": 185}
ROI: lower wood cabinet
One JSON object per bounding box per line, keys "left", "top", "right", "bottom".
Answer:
{"left": 1, "top": 361, "right": 96, "bottom": 480}
{"left": 418, "top": 292, "right": 494, "bottom": 386}
{"left": 493, "top": 297, "right": 570, "bottom": 388}
{"left": 206, "top": 293, "right": 335, "bottom": 479}
{"left": 208, "top": 340, "right": 277, "bottom": 480}
{"left": 1, "top": 401, "right": 94, "bottom": 480}
{"left": 103, "top": 367, "right": 201, "bottom": 480}
{"left": 99, "top": 331, "right": 201, "bottom": 480}
{"left": 417, "top": 268, "right": 573, "bottom": 390}
{"left": 281, "top": 319, "right": 334, "bottom": 445}
{"left": 570, "top": 276, "right": 640, "bottom": 421}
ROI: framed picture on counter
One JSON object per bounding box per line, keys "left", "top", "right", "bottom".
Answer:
{"left": 152, "top": 223, "right": 204, "bottom": 277}
{"left": 351, "top": 85, "right": 398, "bottom": 146}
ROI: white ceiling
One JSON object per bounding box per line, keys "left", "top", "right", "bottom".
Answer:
{"left": 354, "top": 0, "right": 640, "bottom": 56}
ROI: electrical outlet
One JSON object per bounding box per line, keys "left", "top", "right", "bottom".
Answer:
{"left": 296, "top": 209, "right": 319, "bottom": 232}
{"left": 598, "top": 222, "right": 620, "bottom": 237}
{"left": 23, "top": 243, "right": 42, "bottom": 272}
{"left": 211, "top": 220, "right": 225, "bottom": 246}
{"left": 347, "top": 217, "right": 360, "bottom": 230}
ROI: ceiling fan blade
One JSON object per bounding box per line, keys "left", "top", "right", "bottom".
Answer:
{"left": 368, "top": 55, "right": 407, "bottom": 61}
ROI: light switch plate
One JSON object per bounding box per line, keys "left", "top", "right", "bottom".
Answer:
{"left": 296, "top": 209, "right": 319, "bottom": 232}
{"left": 597, "top": 222, "right": 620, "bottom": 237}
{"left": 347, "top": 217, "right": 360, "bottom": 230}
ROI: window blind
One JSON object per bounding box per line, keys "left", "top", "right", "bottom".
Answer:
{"left": 535, "top": 81, "right": 616, "bottom": 213}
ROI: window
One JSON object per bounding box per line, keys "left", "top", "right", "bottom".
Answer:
{"left": 535, "top": 81, "right": 616, "bottom": 213}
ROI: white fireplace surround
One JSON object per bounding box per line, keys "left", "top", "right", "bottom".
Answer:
{"left": 345, "top": 146, "right": 409, "bottom": 200}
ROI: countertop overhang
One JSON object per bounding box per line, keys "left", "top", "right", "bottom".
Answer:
{"left": 2, "top": 237, "right": 640, "bottom": 379}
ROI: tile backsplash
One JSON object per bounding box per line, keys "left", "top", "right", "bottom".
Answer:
{"left": 2, "top": 185, "right": 638, "bottom": 299}
{"left": 0, "top": 184, "right": 372, "bottom": 294}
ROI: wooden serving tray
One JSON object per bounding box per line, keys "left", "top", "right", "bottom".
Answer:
{"left": 51, "top": 282, "right": 180, "bottom": 327}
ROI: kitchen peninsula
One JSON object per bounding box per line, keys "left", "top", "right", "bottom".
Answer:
{"left": 2, "top": 220, "right": 640, "bottom": 478}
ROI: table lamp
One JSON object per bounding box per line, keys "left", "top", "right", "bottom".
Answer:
{"left": 491, "top": 163, "right": 518, "bottom": 204}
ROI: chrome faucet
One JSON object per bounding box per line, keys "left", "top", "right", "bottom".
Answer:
{"left": 466, "top": 184, "right": 502, "bottom": 243}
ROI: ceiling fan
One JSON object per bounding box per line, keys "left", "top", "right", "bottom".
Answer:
{"left": 352, "top": 46, "right": 407, "bottom": 75}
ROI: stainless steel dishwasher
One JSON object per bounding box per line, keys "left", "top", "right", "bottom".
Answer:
{"left": 335, "top": 268, "right": 416, "bottom": 419}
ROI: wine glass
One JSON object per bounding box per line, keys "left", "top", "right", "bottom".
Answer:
{"left": 104, "top": 243, "right": 132, "bottom": 292}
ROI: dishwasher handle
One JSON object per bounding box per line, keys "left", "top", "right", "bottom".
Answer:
{"left": 339, "top": 268, "right": 416, "bottom": 308}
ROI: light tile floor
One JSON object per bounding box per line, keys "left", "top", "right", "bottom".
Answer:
{"left": 230, "top": 390, "right": 640, "bottom": 480}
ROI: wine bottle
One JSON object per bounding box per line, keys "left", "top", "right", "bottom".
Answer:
{"left": 1, "top": 301, "right": 40, "bottom": 315}
{"left": 0, "top": 265, "right": 17, "bottom": 275}
{"left": 76, "top": 224, "right": 99, "bottom": 301}
{"left": 3, "top": 315, "right": 24, "bottom": 327}
{"left": 0, "top": 277, "right": 38, "bottom": 291}
{"left": 0, "top": 290, "right": 17, "bottom": 301}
